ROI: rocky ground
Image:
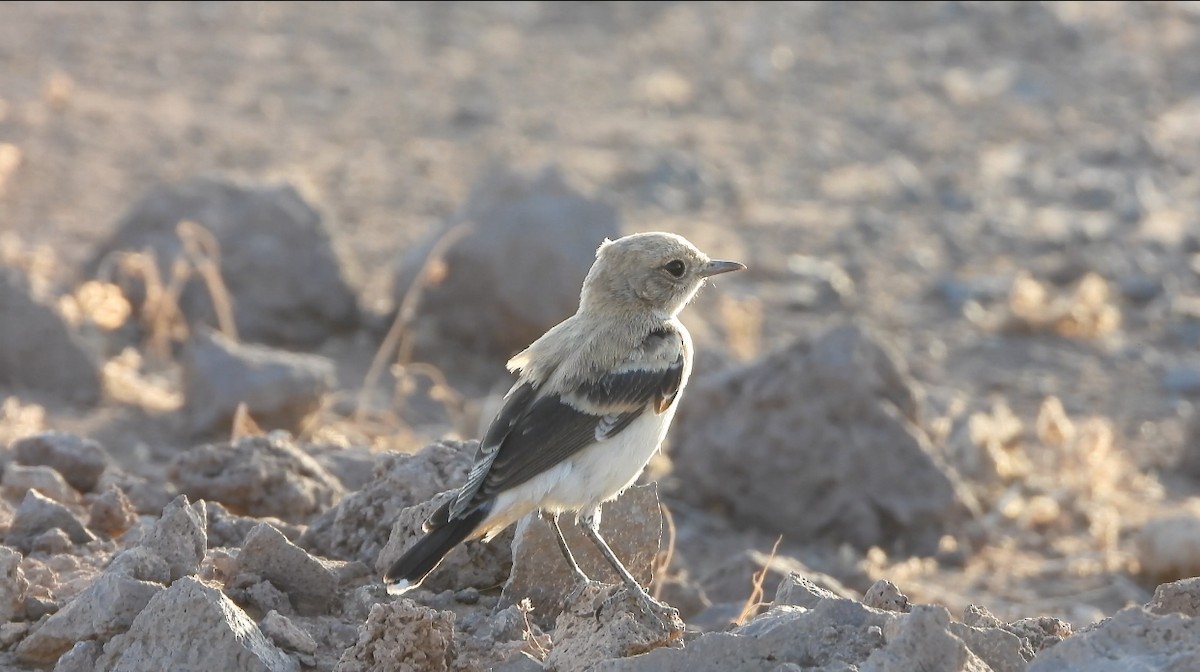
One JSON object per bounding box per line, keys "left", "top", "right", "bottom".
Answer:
{"left": 3, "top": 2, "right": 1200, "bottom": 670}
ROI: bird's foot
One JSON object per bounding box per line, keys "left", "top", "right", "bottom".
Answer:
{"left": 569, "top": 567, "right": 592, "bottom": 587}
{"left": 595, "top": 584, "right": 682, "bottom": 633}
{"left": 565, "top": 576, "right": 602, "bottom": 600}
{"left": 563, "top": 578, "right": 611, "bottom": 621}
{"left": 568, "top": 580, "right": 682, "bottom": 633}
{"left": 630, "top": 589, "right": 682, "bottom": 633}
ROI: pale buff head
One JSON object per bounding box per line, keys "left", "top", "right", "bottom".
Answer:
{"left": 578, "top": 232, "right": 744, "bottom": 317}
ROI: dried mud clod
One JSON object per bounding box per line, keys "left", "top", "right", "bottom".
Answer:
{"left": 1136, "top": 508, "right": 1200, "bottom": 584}
{"left": 96, "top": 576, "right": 299, "bottom": 672}
{"left": 87, "top": 484, "right": 138, "bottom": 537}
{"left": 672, "top": 323, "right": 966, "bottom": 553}
{"left": 0, "top": 432, "right": 1199, "bottom": 671}
{"left": 170, "top": 432, "right": 345, "bottom": 524}
{"left": 6, "top": 488, "right": 94, "bottom": 554}
{"left": 87, "top": 176, "right": 360, "bottom": 348}
{"left": 180, "top": 329, "right": 336, "bottom": 436}
{"left": 11, "top": 432, "right": 110, "bottom": 494}
{"left": 502, "top": 484, "right": 662, "bottom": 627}
{"left": 390, "top": 165, "right": 621, "bottom": 370}
{"left": 1147, "top": 577, "right": 1200, "bottom": 618}
{"left": 1026, "top": 606, "right": 1199, "bottom": 671}
{"left": 233, "top": 522, "right": 341, "bottom": 616}
{"left": 334, "top": 600, "right": 457, "bottom": 672}
{"left": 15, "top": 571, "right": 162, "bottom": 664}
{"left": 374, "top": 492, "right": 513, "bottom": 595}
{"left": 0, "top": 545, "right": 28, "bottom": 623}
{"left": 0, "top": 265, "right": 102, "bottom": 407}
{"left": 2, "top": 463, "right": 81, "bottom": 506}
{"left": 862, "top": 579, "right": 912, "bottom": 614}
{"left": 547, "top": 582, "right": 685, "bottom": 672}
{"left": 302, "top": 439, "right": 476, "bottom": 564}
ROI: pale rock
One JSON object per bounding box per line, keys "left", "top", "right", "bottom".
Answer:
{"left": 2, "top": 464, "right": 80, "bottom": 505}
{"left": 15, "top": 572, "right": 162, "bottom": 664}
{"left": 51, "top": 640, "right": 102, "bottom": 672}
{"left": 97, "top": 576, "right": 299, "bottom": 672}
{"left": 391, "top": 165, "right": 620, "bottom": 367}
{"left": 181, "top": 329, "right": 335, "bottom": 435}
{"left": 30, "top": 527, "right": 74, "bottom": 555}
{"left": 861, "top": 605, "right": 990, "bottom": 672}
{"left": 137, "top": 495, "right": 206, "bottom": 581}
{"left": 106, "top": 546, "right": 171, "bottom": 585}
{"left": 303, "top": 440, "right": 475, "bottom": 564}
{"left": 548, "top": 583, "right": 683, "bottom": 672}
{"left": 87, "top": 484, "right": 139, "bottom": 538}
{"left": 671, "top": 324, "right": 964, "bottom": 552}
{"left": 12, "top": 432, "right": 109, "bottom": 493}
{"left": 1136, "top": 511, "right": 1200, "bottom": 582}
{"left": 261, "top": 610, "right": 318, "bottom": 655}
{"left": 205, "top": 500, "right": 304, "bottom": 549}
{"left": 0, "top": 265, "right": 102, "bottom": 406}
{"left": 171, "top": 433, "right": 343, "bottom": 524}
{"left": 1147, "top": 577, "right": 1200, "bottom": 617}
{"left": 862, "top": 580, "right": 911, "bottom": 613}
{"left": 334, "top": 600, "right": 456, "bottom": 672}
{"left": 593, "top": 599, "right": 892, "bottom": 671}
{"left": 0, "top": 545, "right": 27, "bottom": 622}
{"left": 86, "top": 176, "right": 360, "bottom": 347}
{"left": 1028, "top": 606, "right": 1200, "bottom": 671}
{"left": 235, "top": 523, "right": 339, "bottom": 614}
{"left": 374, "top": 491, "right": 512, "bottom": 595}
{"left": 6, "top": 489, "right": 94, "bottom": 553}
{"left": 502, "top": 484, "right": 662, "bottom": 626}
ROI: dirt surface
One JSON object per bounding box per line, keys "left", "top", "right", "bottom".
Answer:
{"left": 3, "top": 2, "right": 1200, "bottom": 670}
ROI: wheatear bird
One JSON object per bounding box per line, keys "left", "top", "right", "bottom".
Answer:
{"left": 384, "top": 231, "right": 744, "bottom": 622}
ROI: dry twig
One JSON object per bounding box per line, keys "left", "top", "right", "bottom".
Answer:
{"left": 734, "top": 535, "right": 782, "bottom": 626}
{"left": 356, "top": 223, "right": 471, "bottom": 423}
{"left": 177, "top": 220, "right": 238, "bottom": 341}
{"left": 230, "top": 402, "right": 265, "bottom": 440}
{"left": 651, "top": 502, "right": 677, "bottom": 600}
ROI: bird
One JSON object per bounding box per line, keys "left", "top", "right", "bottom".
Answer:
{"left": 383, "top": 231, "right": 744, "bottom": 624}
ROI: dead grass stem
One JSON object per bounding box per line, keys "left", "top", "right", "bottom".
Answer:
{"left": 733, "top": 535, "right": 782, "bottom": 626}
{"left": 356, "top": 223, "right": 470, "bottom": 424}
{"left": 651, "top": 501, "right": 677, "bottom": 600}
{"left": 177, "top": 220, "right": 237, "bottom": 341}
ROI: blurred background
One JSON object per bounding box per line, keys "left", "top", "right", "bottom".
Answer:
{"left": 3, "top": 0, "right": 1200, "bottom": 636}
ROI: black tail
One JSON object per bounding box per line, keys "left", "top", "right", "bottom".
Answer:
{"left": 384, "top": 501, "right": 488, "bottom": 592}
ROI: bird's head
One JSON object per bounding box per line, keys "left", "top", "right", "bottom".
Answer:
{"left": 579, "top": 232, "right": 745, "bottom": 317}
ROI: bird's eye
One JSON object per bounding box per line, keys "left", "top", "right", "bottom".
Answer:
{"left": 664, "top": 260, "right": 686, "bottom": 278}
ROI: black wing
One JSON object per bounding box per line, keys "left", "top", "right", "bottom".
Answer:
{"left": 448, "top": 331, "right": 685, "bottom": 518}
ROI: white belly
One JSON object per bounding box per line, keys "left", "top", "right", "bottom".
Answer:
{"left": 480, "top": 407, "right": 675, "bottom": 534}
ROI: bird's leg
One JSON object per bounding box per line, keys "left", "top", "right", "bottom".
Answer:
{"left": 579, "top": 507, "right": 679, "bottom": 628}
{"left": 547, "top": 512, "right": 590, "bottom": 584}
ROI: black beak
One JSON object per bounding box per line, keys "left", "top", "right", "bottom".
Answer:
{"left": 698, "top": 260, "right": 746, "bottom": 278}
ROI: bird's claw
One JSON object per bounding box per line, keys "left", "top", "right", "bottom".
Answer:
{"left": 592, "top": 585, "right": 681, "bottom": 632}
{"left": 568, "top": 578, "right": 681, "bottom": 632}
{"left": 632, "top": 592, "right": 681, "bottom": 632}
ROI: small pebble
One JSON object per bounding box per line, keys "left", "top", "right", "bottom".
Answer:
{"left": 456, "top": 586, "right": 481, "bottom": 604}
